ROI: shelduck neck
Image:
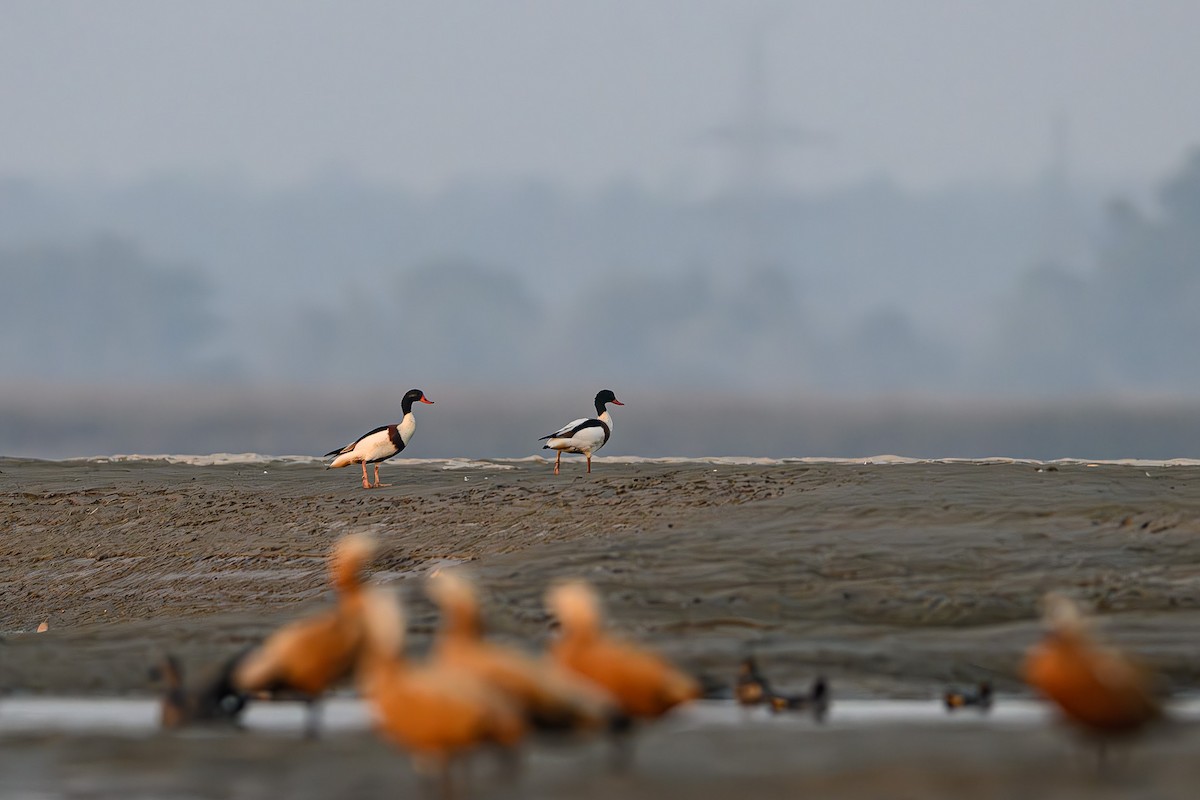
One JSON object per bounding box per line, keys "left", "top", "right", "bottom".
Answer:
{"left": 398, "top": 411, "right": 417, "bottom": 445}
{"left": 598, "top": 409, "right": 612, "bottom": 429}
{"left": 594, "top": 399, "right": 609, "bottom": 417}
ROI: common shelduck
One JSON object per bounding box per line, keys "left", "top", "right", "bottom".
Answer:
{"left": 231, "top": 533, "right": 375, "bottom": 737}
{"left": 539, "top": 389, "right": 623, "bottom": 475}
{"left": 356, "top": 587, "right": 527, "bottom": 796}
{"left": 1022, "top": 593, "right": 1162, "bottom": 762}
{"left": 427, "top": 571, "right": 616, "bottom": 733}
{"left": 544, "top": 580, "right": 699, "bottom": 768}
{"left": 325, "top": 388, "right": 433, "bottom": 489}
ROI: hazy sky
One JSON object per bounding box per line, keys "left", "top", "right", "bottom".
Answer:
{"left": 4, "top": 1, "right": 1200, "bottom": 194}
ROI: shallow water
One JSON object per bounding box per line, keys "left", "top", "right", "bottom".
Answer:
{"left": 23, "top": 694, "right": 1200, "bottom": 735}
{"left": 3, "top": 697, "right": 1200, "bottom": 800}
{"left": 0, "top": 696, "right": 1064, "bottom": 735}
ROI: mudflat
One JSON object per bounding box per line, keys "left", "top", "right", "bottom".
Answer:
{"left": 3, "top": 455, "right": 1200, "bottom": 798}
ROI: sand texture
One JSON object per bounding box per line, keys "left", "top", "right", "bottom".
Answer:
{"left": 3, "top": 456, "right": 1200, "bottom": 797}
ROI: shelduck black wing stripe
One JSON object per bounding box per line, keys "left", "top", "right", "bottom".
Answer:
{"left": 323, "top": 424, "right": 389, "bottom": 456}
{"left": 540, "top": 417, "right": 593, "bottom": 440}
{"left": 564, "top": 418, "right": 609, "bottom": 441}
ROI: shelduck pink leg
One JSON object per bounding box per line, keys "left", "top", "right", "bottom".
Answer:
{"left": 373, "top": 464, "right": 391, "bottom": 489}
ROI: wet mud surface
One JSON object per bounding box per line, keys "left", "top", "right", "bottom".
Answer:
{"left": 3, "top": 456, "right": 1200, "bottom": 797}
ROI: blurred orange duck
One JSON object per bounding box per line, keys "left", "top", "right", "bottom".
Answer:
{"left": 545, "top": 580, "right": 700, "bottom": 765}
{"left": 428, "top": 571, "right": 616, "bottom": 733}
{"left": 357, "top": 587, "right": 527, "bottom": 799}
{"left": 231, "top": 532, "right": 375, "bottom": 736}
{"left": 1022, "top": 593, "right": 1162, "bottom": 759}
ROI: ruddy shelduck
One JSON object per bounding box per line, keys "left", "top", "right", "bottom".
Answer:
{"left": 231, "top": 532, "right": 375, "bottom": 736}
{"left": 357, "top": 587, "right": 526, "bottom": 799}
{"left": 428, "top": 571, "right": 616, "bottom": 733}
{"left": 545, "top": 580, "right": 700, "bottom": 766}
{"left": 1023, "top": 593, "right": 1162, "bottom": 761}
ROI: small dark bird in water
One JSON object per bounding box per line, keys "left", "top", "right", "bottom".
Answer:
{"left": 149, "top": 653, "right": 246, "bottom": 730}
{"left": 150, "top": 655, "right": 189, "bottom": 730}
{"left": 734, "top": 656, "right": 771, "bottom": 707}
{"left": 735, "top": 656, "right": 829, "bottom": 721}
{"left": 944, "top": 681, "right": 993, "bottom": 712}
{"left": 768, "top": 677, "right": 830, "bottom": 722}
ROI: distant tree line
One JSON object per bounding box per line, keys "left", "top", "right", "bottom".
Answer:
{"left": 991, "top": 148, "right": 1200, "bottom": 392}
{"left": 0, "top": 237, "right": 219, "bottom": 382}
{"left": 6, "top": 150, "right": 1200, "bottom": 394}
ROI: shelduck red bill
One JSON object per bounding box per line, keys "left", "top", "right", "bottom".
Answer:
{"left": 420, "top": 396, "right": 435, "bottom": 404}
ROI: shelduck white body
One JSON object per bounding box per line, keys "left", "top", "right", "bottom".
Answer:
{"left": 540, "top": 389, "right": 623, "bottom": 475}
{"left": 325, "top": 389, "right": 433, "bottom": 489}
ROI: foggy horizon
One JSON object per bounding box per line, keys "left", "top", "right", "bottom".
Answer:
{"left": 6, "top": 3, "right": 1200, "bottom": 457}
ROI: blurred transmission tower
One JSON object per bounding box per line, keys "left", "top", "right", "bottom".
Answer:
{"left": 699, "top": 17, "right": 830, "bottom": 272}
